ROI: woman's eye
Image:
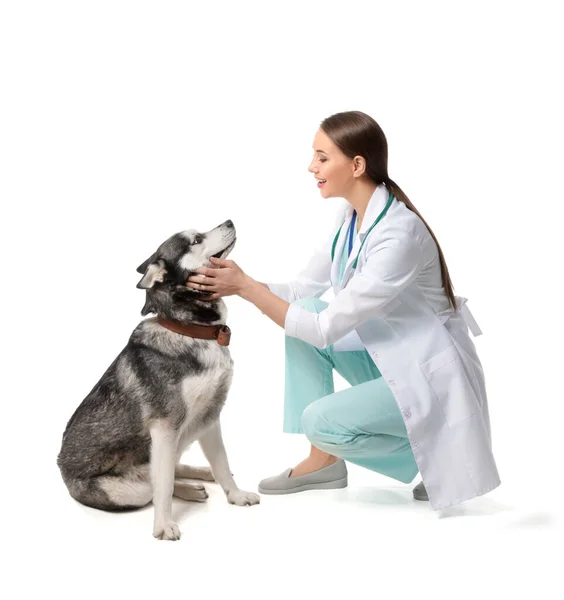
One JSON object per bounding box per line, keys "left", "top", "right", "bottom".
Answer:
{"left": 319, "top": 158, "right": 327, "bottom": 162}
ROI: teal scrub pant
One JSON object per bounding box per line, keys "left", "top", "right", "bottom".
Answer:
{"left": 284, "top": 297, "right": 419, "bottom": 484}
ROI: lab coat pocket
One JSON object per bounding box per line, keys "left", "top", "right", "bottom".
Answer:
{"left": 420, "top": 345, "right": 476, "bottom": 426}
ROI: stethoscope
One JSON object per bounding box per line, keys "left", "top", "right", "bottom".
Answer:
{"left": 331, "top": 191, "right": 394, "bottom": 269}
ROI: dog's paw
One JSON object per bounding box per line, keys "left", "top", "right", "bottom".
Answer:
{"left": 153, "top": 521, "right": 181, "bottom": 541}
{"left": 187, "top": 484, "right": 209, "bottom": 502}
{"left": 227, "top": 489, "right": 261, "bottom": 506}
{"left": 173, "top": 482, "right": 209, "bottom": 502}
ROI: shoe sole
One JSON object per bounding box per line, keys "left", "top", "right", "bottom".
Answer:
{"left": 258, "top": 476, "right": 348, "bottom": 495}
{"left": 413, "top": 492, "right": 429, "bottom": 501}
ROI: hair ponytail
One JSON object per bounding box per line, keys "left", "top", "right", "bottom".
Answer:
{"left": 382, "top": 177, "right": 456, "bottom": 310}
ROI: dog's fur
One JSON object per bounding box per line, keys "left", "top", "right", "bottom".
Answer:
{"left": 57, "top": 219, "right": 259, "bottom": 540}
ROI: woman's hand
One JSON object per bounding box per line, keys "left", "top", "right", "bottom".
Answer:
{"left": 187, "top": 256, "right": 290, "bottom": 328}
{"left": 186, "top": 257, "right": 250, "bottom": 300}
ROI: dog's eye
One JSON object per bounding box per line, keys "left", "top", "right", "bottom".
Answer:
{"left": 193, "top": 236, "right": 202, "bottom": 245}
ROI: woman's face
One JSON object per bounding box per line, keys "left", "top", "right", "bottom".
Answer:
{"left": 308, "top": 128, "right": 356, "bottom": 198}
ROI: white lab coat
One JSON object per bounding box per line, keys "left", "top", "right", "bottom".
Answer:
{"left": 267, "top": 184, "right": 500, "bottom": 510}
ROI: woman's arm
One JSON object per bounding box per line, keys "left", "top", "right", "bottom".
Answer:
{"left": 186, "top": 259, "right": 290, "bottom": 329}
{"left": 188, "top": 220, "right": 427, "bottom": 348}
{"left": 240, "top": 278, "right": 290, "bottom": 328}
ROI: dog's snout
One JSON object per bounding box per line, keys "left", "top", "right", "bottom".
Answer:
{"left": 225, "top": 220, "right": 234, "bottom": 228}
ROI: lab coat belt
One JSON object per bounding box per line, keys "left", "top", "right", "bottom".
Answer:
{"left": 454, "top": 296, "right": 483, "bottom": 337}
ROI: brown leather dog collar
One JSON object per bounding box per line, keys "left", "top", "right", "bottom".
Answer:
{"left": 157, "top": 315, "right": 231, "bottom": 346}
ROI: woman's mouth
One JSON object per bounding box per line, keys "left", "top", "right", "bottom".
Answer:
{"left": 317, "top": 179, "right": 327, "bottom": 188}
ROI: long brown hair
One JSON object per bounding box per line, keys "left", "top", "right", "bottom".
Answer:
{"left": 321, "top": 110, "right": 456, "bottom": 309}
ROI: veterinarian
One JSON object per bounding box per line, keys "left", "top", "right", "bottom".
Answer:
{"left": 186, "top": 110, "right": 500, "bottom": 510}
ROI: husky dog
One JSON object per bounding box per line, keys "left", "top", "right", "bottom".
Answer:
{"left": 57, "top": 219, "right": 259, "bottom": 541}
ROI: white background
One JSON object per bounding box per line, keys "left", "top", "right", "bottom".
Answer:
{"left": 1, "top": 1, "right": 562, "bottom": 598}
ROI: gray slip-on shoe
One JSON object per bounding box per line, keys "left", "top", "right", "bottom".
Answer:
{"left": 258, "top": 459, "right": 348, "bottom": 495}
{"left": 413, "top": 481, "right": 429, "bottom": 501}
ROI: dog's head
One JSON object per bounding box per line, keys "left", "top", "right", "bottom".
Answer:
{"left": 135, "top": 219, "right": 236, "bottom": 317}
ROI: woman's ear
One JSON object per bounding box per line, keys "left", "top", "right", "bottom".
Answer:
{"left": 352, "top": 155, "right": 366, "bottom": 178}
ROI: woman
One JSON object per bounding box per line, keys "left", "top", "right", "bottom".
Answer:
{"left": 187, "top": 111, "right": 500, "bottom": 510}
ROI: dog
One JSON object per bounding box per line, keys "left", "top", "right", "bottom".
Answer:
{"left": 57, "top": 219, "right": 259, "bottom": 540}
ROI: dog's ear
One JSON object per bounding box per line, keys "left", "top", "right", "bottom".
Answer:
{"left": 136, "top": 258, "right": 168, "bottom": 289}
{"left": 136, "top": 252, "right": 157, "bottom": 274}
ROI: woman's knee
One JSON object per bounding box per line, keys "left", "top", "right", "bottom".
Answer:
{"left": 301, "top": 402, "right": 337, "bottom": 446}
{"left": 302, "top": 400, "right": 358, "bottom": 450}
{"left": 301, "top": 403, "right": 322, "bottom": 441}
{"left": 292, "top": 296, "right": 328, "bottom": 314}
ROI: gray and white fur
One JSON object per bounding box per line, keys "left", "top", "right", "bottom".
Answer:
{"left": 57, "top": 219, "right": 259, "bottom": 541}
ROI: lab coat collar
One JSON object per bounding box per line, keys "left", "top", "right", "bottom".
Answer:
{"left": 339, "top": 184, "right": 392, "bottom": 287}
{"left": 356, "top": 183, "right": 391, "bottom": 242}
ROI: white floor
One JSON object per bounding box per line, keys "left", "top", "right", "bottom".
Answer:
{"left": 10, "top": 352, "right": 562, "bottom": 600}
{"left": 11, "top": 432, "right": 562, "bottom": 600}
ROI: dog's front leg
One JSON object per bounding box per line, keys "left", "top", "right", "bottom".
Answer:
{"left": 198, "top": 421, "right": 260, "bottom": 506}
{"left": 150, "top": 421, "right": 181, "bottom": 540}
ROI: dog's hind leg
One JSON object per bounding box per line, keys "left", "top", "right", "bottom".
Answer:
{"left": 173, "top": 481, "right": 209, "bottom": 502}
{"left": 98, "top": 475, "right": 153, "bottom": 510}
{"left": 175, "top": 464, "right": 215, "bottom": 481}
{"left": 66, "top": 468, "right": 153, "bottom": 511}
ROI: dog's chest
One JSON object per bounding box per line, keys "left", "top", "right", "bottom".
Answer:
{"left": 179, "top": 343, "right": 233, "bottom": 423}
